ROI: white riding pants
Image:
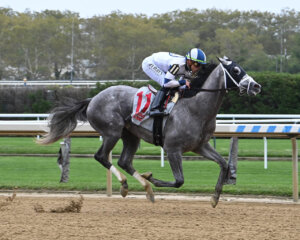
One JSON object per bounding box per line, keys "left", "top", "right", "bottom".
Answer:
{"left": 142, "top": 56, "right": 180, "bottom": 88}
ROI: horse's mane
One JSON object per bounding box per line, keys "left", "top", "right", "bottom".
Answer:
{"left": 182, "top": 62, "right": 218, "bottom": 98}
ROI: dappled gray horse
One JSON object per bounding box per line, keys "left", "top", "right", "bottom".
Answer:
{"left": 39, "top": 57, "right": 261, "bottom": 207}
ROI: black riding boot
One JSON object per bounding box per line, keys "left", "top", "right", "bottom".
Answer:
{"left": 149, "top": 88, "right": 167, "bottom": 117}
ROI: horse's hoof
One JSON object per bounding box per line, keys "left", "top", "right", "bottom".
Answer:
{"left": 141, "top": 172, "right": 152, "bottom": 180}
{"left": 225, "top": 177, "right": 236, "bottom": 185}
{"left": 146, "top": 192, "right": 155, "bottom": 203}
{"left": 210, "top": 196, "right": 219, "bottom": 208}
{"left": 120, "top": 186, "right": 128, "bottom": 198}
{"left": 120, "top": 181, "right": 129, "bottom": 198}
{"left": 145, "top": 182, "right": 155, "bottom": 203}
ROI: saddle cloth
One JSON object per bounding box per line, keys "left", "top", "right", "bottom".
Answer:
{"left": 131, "top": 86, "right": 178, "bottom": 132}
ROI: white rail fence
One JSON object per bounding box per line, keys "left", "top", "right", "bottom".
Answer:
{"left": 0, "top": 80, "right": 148, "bottom": 88}
{"left": 0, "top": 114, "right": 299, "bottom": 202}
{"left": 0, "top": 113, "right": 299, "bottom": 164}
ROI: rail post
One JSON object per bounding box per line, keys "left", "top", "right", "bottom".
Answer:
{"left": 291, "top": 138, "right": 299, "bottom": 202}
{"left": 106, "top": 151, "right": 113, "bottom": 196}
{"left": 161, "top": 148, "right": 164, "bottom": 167}
{"left": 264, "top": 137, "right": 268, "bottom": 169}
{"left": 228, "top": 137, "right": 238, "bottom": 184}
{"left": 58, "top": 137, "right": 71, "bottom": 183}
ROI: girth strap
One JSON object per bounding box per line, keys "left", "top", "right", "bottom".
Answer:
{"left": 153, "top": 116, "right": 164, "bottom": 147}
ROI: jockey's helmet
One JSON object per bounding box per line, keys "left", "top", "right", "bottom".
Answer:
{"left": 186, "top": 48, "right": 207, "bottom": 65}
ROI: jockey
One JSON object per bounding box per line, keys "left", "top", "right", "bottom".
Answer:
{"left": 142, "top": 48, "right": 207, "bottom": 117}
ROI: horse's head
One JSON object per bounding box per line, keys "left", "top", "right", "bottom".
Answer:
{"left": 217, "top": 56, "right": 261, "bottom": 96}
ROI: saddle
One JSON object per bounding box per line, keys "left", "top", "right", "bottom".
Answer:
{"left": 131, "top": 85, "right": 179, "bottom": 146}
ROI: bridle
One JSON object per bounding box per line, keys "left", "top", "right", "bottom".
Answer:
{"left": 219, "top": 63, "right": 256, "bottom": 95}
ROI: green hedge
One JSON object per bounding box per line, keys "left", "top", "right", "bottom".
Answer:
{"left": 0, "top": 73, "right": 299, "bottom": 114}
{"left": 220, "top": 72, "right": 300, "bottom": 114}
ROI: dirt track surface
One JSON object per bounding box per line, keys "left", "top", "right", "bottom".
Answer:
{"left": 0, "top": 193, "right": 299, "bottom": 240}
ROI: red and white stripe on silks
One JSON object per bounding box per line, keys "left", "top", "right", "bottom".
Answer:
{"left": 131, "top": 86, "right": 155, "bottom": 124}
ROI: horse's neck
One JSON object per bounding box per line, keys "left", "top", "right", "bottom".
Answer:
{"left": 194, "top": 65, "right": 225, "bottom": 118}
{"left": 202, "top": 64, "right": 224, "bottom": 90}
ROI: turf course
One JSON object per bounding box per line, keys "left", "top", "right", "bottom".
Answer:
{"left": 0, "top": 137, "right": 298, "bottom": 197}
{"left": 0, "top": 136, "right": 298, "bottom": 157}
{"left": 0, "top": 156, "right": 296, "bottom": 196}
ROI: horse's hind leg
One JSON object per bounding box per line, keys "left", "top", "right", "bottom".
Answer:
{"left": 196, "top": 143, "right": 229, "bottom": 208}
{"left": 142, "top": 150, "right": 184, "bottom": 188}
{"left": 94, "top": 135, "right": 128, "bottom": 195}
{"left": 118, "top": 129, "right": 155, "bottom": 202}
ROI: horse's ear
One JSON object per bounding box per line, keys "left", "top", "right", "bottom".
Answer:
{"left": 217, "top": 56, "right": 231, "bottom": 65}
{"left": 217, "top": 57, "right": 223, "bottom": 63}
{"left": 217, "top": 57, "right": 226, "bottom": 64}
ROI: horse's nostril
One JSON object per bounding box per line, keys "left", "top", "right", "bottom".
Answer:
{"left": 254, "top": 83, "right": 261, "bottom": 89}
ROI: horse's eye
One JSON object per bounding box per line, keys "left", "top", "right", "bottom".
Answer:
{"left": 233, "top": 67, "right": 241, "bottom": 75}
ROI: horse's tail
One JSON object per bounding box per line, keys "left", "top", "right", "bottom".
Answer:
{"left": 38, "top": 98, "right": 92, "bottom": 145}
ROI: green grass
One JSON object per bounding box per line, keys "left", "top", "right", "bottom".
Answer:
{"left": 0, "top": 156, "right": 298, "bottom": 197}
{"left": 0, "top": 136, "right": 298, "bottom": 157}
{"left": 0, "top": 137, "right": 298, "bottom": 197}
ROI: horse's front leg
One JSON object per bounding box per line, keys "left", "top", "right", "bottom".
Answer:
{"left": 195, "top": 142, "right": 229, "bottom": 208}
{"left": 142, "top": 151, "right": 184, "bottom": 188}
